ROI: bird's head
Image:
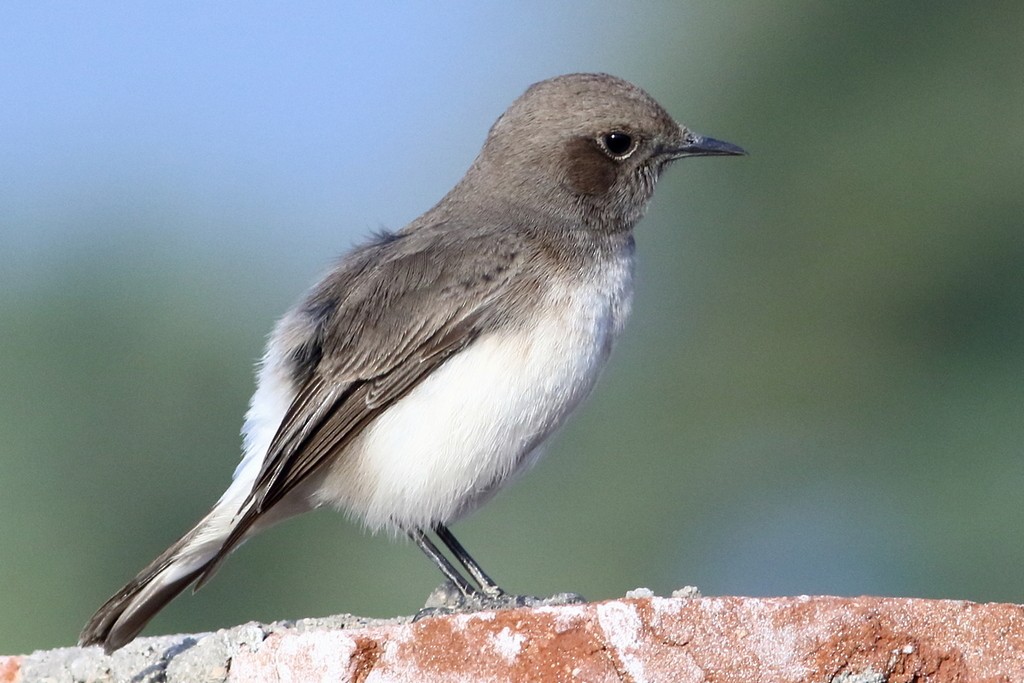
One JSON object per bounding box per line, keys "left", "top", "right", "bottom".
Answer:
{"left": 469, "top": 73, "right": 745, "bottom": 232}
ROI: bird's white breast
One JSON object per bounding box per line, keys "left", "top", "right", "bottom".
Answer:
{"left": 317, "top": 247, "right": 635, "bottom": 532}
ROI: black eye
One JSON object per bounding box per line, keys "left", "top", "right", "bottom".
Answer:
{"left": 602, "top": 131, "right": 634, "bottom": 157}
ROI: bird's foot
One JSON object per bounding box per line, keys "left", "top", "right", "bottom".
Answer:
{"left": 414, "top": 580, "right": 585, "bottom": 621}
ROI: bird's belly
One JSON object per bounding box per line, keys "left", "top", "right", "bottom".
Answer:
{"left": 316, "top": 269, "right": 633, "bottom": 532}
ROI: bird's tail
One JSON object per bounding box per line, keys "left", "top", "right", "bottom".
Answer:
{"left": 79, "top": 496, "right": 252, "bottom": 654}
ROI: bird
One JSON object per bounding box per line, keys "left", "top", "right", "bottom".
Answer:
{"left": 79, "top": 72, "right": 745, "bottom": 653}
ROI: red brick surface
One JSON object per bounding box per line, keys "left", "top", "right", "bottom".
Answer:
{"left": 6, "top": 596, "right": 1024, "bottom": 682}
{"left": 229, "top": 596, "right": 1024, "bottom": 682}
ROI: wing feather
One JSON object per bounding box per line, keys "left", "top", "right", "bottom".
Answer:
{"left": 201, "top": 226, "right": 529, "bottom": 574}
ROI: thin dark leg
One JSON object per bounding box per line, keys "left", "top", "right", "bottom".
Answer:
{"left": 409, "top": 528, "right": 476, "bottom": 597}
{"left": 434, "top": 524, "right": 503, "bottom": 597}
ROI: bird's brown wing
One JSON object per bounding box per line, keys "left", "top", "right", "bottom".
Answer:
{"left": 195, "top": 228, "right": 529, "bottom": 583}
{"left": 245, "top": 311, "right": 483, "bottom": 518}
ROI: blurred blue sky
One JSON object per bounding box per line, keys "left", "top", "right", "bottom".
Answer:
{"left": 3, "top": 3, "right": 709, "bottom": 281}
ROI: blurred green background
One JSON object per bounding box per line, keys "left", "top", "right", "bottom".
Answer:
{"left": 3, "top": 2, "right": 1023, "bottom": 655}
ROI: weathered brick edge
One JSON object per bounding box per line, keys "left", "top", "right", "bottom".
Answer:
{"left": 4, "top": 595, "right": 1024, "bottom": 682}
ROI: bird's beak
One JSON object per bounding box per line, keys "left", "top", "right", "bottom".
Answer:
{"left": 668, "top": 130, "right": 747, "bottom": 158}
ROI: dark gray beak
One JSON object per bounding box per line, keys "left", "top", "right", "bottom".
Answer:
{"left": 670, "top": 131, "right": 747, "bottom": 158}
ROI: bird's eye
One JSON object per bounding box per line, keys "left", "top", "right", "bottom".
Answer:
{"left": 601, "top": 131, "right": 636, "bottom": 158}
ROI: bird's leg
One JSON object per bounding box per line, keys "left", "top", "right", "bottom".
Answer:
{"left": 434, "top": 524, "right": 503, "bottom": 598}
{"left": 408, "top": 528, "right": 477, "bottom": 597}
{"left": 412, "top": 526, "right": 587, "bottom": 621}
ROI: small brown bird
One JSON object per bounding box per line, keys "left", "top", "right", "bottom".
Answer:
{"left": 80, "top": 72, "right": 744, "bottom": 653}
